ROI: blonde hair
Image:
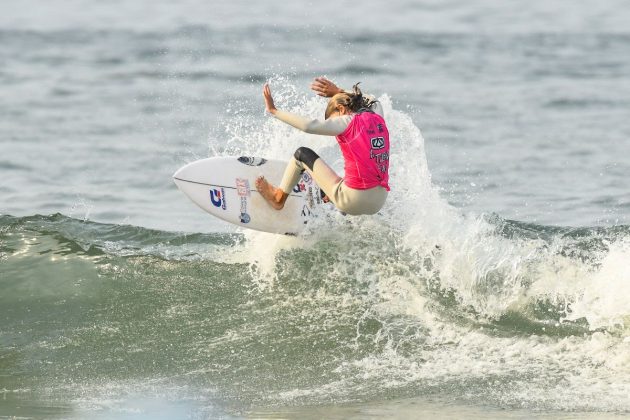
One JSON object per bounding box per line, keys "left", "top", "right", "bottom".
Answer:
{"left": 324, "top": 83, "right": 377, "bottom": 119}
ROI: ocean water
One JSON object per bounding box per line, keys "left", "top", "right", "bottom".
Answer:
{"left": 1, "top": 0, "right": 630, "bottom": 418}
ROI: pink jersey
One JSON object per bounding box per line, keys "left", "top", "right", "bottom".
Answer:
{"left": 336, "top": 110, "right": 390, "bottom": 191}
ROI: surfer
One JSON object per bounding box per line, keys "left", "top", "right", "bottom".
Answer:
{"left": 256, "top": 77, "right": 390, "bottom": 215}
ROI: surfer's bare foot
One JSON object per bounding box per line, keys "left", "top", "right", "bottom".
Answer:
{"left": 255, "top": 176, "right": 288, "bottom": 210}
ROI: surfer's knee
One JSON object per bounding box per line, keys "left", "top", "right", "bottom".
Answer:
{"left": 294, "top": 147, "right": 319, "bottom": 171}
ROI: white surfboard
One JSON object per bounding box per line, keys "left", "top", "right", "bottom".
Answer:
{"left": 173, "top": 156, "right": 322, "bottom": 235}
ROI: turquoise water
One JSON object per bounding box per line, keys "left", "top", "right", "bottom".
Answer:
{"left": 1, "top": 0, "right": 630, "bottom": 418}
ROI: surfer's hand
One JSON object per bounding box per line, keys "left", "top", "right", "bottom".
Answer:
{"left": 263, "top": 83, "right": 277, "bottom": 115}
{"left": 310, "top": 77, "right": 342, "bottom": 97}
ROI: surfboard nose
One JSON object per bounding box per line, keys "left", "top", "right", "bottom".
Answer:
{"left": 173, "top": 162, "right": 197, "bottom": 191}
{"left": 172, "top": 167, "right": 185, "bottom": 191}
{"left": 172, "top": 160, "right": 198, "bottom": 182}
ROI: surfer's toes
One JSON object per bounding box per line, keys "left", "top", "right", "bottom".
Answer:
{"left": 255, "top": 176, "right": 266, "bottom": 191}
{"left": 255, "top": 176, "right": 272, "bottom": 195}
{"left": 256, "top": 176, "right": 285, "bottom": 210}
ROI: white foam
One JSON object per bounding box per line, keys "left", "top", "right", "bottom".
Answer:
{"left": 564, "top": 238, "right": 630, "bottom": 330}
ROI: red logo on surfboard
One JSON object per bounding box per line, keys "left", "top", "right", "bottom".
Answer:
{"left": 235, "top": 178, "right": 250, "bottom": 197}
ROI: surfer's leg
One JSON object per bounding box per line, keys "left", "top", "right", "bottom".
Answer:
{"left": 256, "top": 148, "right": 319, "bottom": 210}
{"left": 305, "top": 157, "right": 387, "bottom": 215}
{"left": 278, "top": 147, "right": 326, "bottom": 193}
{"left": 302, "top": 157, "right": 344, "bottom": 210}
{"left": 256, "top": 153, "right": 305, "bottom": 210}
{"left": 278, "top": 157, "right": 306, "bottom": 193}
{"left": 307, "top": 159, "right": 343, "bottom": 195}
{"left": 286, "top": 147, "right": 343, "bottom": 202}
{"left": 257, "top": 147, "right": 341, "bottom": 210}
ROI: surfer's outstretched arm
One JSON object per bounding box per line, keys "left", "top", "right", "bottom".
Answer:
{"left": 263, "top": 80, "right": 383, "bottom": 135}
{"left": 273, "top": 110, "right": 350, "bottom": 136}
{"left": 263, "top": 83, "right": 350, "bottom": 135}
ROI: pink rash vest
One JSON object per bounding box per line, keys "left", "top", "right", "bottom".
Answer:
{"left": 336, "top": 110, "right": 390, "bottom": 191}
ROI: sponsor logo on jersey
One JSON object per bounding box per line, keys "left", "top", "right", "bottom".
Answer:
{"left": 371, "top": 136, "right": 385, "bottom": 149}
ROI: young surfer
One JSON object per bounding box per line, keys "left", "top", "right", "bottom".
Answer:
{"left": 256, "top": 77, "right": 390, "bottom": 215}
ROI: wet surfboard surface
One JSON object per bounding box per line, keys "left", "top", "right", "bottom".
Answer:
{"left": 173, "top": 156, "right": 321, "bottom": 235}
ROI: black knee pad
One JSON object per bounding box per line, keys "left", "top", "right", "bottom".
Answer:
{"left": 294, "top": 147, "right": 319, "bottom": 171}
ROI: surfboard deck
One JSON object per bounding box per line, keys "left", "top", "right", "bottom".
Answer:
{"left": 173, "top": 156, "right": 322, "bottom": 235}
